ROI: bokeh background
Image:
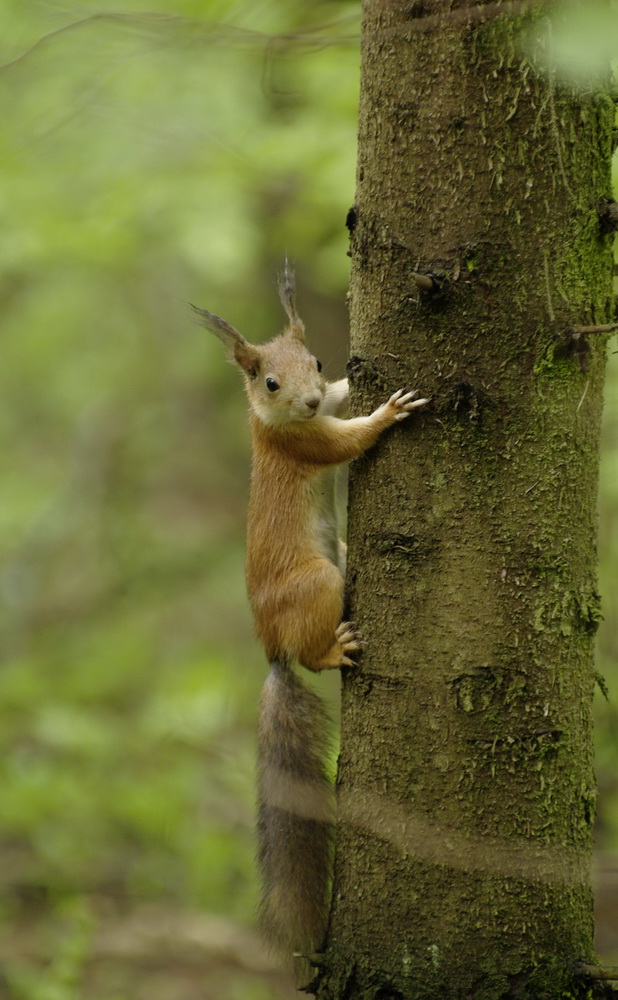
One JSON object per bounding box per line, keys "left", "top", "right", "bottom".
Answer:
{"left": 1, "top": 2, "right": 617, "bottom": 998}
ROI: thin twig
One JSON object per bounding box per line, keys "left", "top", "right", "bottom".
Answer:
{"left": 0, "top": 0, "right": 555, "bottom": 75}
{"left": 576, "top": 964, "right": 618, "bottom": 982}
{"left": 572, "top": 323, "right": 618, "bottom": 336}
{"left": 0, "top": 13, "right": 177, "bottom": 71}
{"left": 0, "top": 11, "right": 360, "bottom": 73}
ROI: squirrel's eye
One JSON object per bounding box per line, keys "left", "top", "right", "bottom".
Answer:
{"left": 266, "top": 377, "right": 279, "bottom": 392}
{"left": 316, "top": 359, "right": 322, "bottom": 372}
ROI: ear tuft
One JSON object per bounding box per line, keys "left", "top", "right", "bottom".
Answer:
{"left": 191, "top": 303, "right": 261, "bottom": 376}
{"left": 277, "top": 259, "right": 305, "bottom": 343}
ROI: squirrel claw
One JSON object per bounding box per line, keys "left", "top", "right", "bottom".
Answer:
{"left": 388, "top": 388, "right": 431, "bottom": 421}
{"left": 336, "top": 621, "right": 364, "bottom": 662}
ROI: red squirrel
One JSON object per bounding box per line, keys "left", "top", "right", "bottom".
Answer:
{"left": 194, "top": 264, "right": 428, "bottom": 965}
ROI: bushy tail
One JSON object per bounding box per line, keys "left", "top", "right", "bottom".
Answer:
{"left": 256, "top": 660, "right": 335, "bottom": 964}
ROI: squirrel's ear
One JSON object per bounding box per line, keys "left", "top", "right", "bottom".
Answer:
{"left": 278, "top": 259, "right": 305, "bottom": 343}
{"left": 192, "top": 304, "right": 261, "bottom": 377}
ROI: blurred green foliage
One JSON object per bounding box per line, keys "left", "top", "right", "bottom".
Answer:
{"left": 1, "top": 1, "right": 617, "bottom": 997}
{"left": 1, "top": 2, "right": 358, "bottom": 996}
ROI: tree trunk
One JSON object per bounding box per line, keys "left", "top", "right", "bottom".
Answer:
{"left": 314, "top": 3, "right": 614, "bottom": 999}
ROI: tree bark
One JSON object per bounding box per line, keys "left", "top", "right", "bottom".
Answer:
{"left": 314, "top": 2, "right": 614, "bottom": 999}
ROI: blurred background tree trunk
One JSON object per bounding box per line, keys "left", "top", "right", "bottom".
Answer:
{"left": 315, "top": 2, "right": 615, "bottom": 998}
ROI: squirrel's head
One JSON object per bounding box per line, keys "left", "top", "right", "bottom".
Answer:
{"left": 193, "top": 263, "right": 326, "bottom": 426}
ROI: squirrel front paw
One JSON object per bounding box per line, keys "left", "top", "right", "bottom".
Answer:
{"left": 386, "top": 388, "right": 430, "bottom": 422}
{"left": 372, "top": 388, "right": 429, "bottom": 426}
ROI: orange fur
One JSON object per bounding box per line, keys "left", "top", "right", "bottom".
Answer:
{"left": 247, "top": 411, "right": 395, "bottom": 670}
{"left": 194, "top": 267, "right": 428, "bottom": 966}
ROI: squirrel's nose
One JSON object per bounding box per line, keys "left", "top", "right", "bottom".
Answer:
{"left": 305, "top": 396, "right": 320, "bottom": 411}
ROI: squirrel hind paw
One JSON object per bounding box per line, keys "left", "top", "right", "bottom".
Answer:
{"left": 335, "top": 621, "right": 364, "bottom": 659}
